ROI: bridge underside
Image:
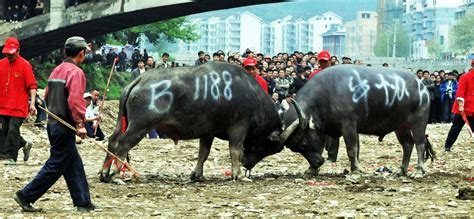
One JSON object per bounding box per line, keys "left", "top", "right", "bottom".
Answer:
{"left": 2, "top": 0, "right": 285, "bottom": 59}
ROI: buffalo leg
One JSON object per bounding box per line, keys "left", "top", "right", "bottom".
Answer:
{"left": 227, "top": 124, "right": 248, "bottom": 180}
{"left": 394, "top": 128, "right": 415, "bottom": 176}
{"left": 411, "top": 126, "right": 427, "bottom": 178}
{"left": 341, "top": 125, "right": 361, "bottom": 173}
{"left": 190, "top": 136, "right": 214, "bottom": 182}
{"left": 325, "top": 137, "right": 340, "bottom": 163}
{"left": 102, "top": 122, "right": 148, "bottom": 183}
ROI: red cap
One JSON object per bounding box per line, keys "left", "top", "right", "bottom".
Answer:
{"left": 2, "top": 37, "right": 20, "bottom": 54}
{"left": 317, "top": 50, "right": 330, "bottom": 61}
{"left": 243, "top": 57, "right": 257, "bottom": 67}
{"left": 471, "top": 59, "right": 474, "bottom": 64}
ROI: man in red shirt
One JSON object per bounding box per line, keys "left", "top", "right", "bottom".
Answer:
{"left": 243, "top": 57, "right": 268, "bottom": 94}
{"left": 14, "top": 36, "right": 95, "bottom": 212}
{"left": 308, "top": 50, "right": 331, "bottom": 80}
{"left": 307, "top": 50, "right": 339, "bottom": 162}
{"left": 444, "top": 60, "right": 474, "bottom": 151}
{"left": 0, "top": 37, "right": 37, "bottom": 165}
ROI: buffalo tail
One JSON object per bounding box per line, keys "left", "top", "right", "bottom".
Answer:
{"left": 424, "top": 134, "right": 436, "bottom": 163}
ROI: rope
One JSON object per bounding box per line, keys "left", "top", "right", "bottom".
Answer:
{"left": 37, "top": 105, "right": 139, "bottom": 179}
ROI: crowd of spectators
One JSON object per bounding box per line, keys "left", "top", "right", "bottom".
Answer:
{"left": 3, "top": 0, "right": 44, "bottom": 23}
{"left": 99, "top": 48, "right": 181, "bottom": 73}
{"left": 419, "top": 68, "right": 464, "bottom": 124}
{"left": 194, "top": 49, "right": 375, "bottom": 103}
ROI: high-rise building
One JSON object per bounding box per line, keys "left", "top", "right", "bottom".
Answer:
{"left": 402, "top": 0, "right": 463, "bottom": 59}
{"left": 377, "top": 0, "right": 403, "bottom": 35}
{"left": 307, "top": 11, "right": 343, "bottom": 52}
{"left": 178, "top": 11, "right": 262, "bottom": 54}
{"left": 179, "top": 11, "right": 344, "bottom": 55}
{"left": 455, "top": 0, "right": 474, "bottom": 20}
{"left": 345, "top": 11, "right": 378, "bottom": 58}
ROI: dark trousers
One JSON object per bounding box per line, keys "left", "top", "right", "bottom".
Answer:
{"left": 34, "top": 98, "right": 47, "bottom": 128}
{"left": 325, "top": 137, "right": 340, "bottom": 162}
{"left": 429, "top": 98, "right": 443, "bottom": 123}
{"left": 444, "top": 114, "right": 474, "bottom": 150}
{"left": 0, "top": 116, "right": 27, "bottom": 161}
{"left": 431, "top": 98, "right": 443, "bottom": 123}
{"left": 149, "top": 129, "right": 158, "bottom": 139}
{"left": 442, "top": 97, "right": 455, "bottom": 123}
{"left": 20, "top": 123, "right": 91, "bottom": 206}
{"left": 85, "top": 122, "right": 105, "bottom": 140}
{"left": 119, "top": 61, "right": 126, "bottom": 72}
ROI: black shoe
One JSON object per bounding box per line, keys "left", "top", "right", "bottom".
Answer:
{"left": 13, "top": 191, "right": 42, "bottom": 212}
{"left": 77, "top": 203, "right": 97, "bottom": 212}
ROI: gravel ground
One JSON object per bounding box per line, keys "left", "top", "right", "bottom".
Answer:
{"left": 0, "top": 101, "right": 472, "bottom": 217}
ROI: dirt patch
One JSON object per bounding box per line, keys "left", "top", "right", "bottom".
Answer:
{"left": 0, "top": 101, "right": 472, "bottom": 217}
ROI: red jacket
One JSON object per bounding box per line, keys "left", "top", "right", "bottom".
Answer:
{"left": 0, "top": 56, "right": 37, "bottom": 118}
{"left": 254, "top": 74, "right": 268, "bottom": 94}
{"left": 45, "top": 60, "right": 86, "bottom": 128}
{"left": 308, "top": 68, "right": 323, "bottom": 80}
{"left": 452, "top": 69, "right": 474, "bottom": 116}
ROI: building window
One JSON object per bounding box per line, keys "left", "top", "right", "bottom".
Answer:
{"left": 439, "top": 35, "right": 444, "bottom": 45}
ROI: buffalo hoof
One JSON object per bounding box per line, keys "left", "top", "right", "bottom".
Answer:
{"left": 409, "top": 169, "right": 425, "bottom": 179}
{"left": 390, "top": 169, "right": 408, "bottom": 178}
{"left": 303, "top": 166, "right": 320, "bottom": 177}
{"left": 99, "top": 174, "right": 111, "bottom": 183}
{"left": 112, "top": 177, "right": 126, "bottom": 185}
{"left": 190, "top": 171, "right": 205, "bottom": 182}
{"left": 351, "top": 168, "right": 366, "bottom": 175}
{"left": 239, "top": 176, "right": 253, "bottom": 182}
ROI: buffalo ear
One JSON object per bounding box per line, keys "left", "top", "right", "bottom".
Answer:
{"left": 267, "top": 130, "right": 281, "bottom": 141}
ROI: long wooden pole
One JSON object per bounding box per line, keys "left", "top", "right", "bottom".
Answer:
{"left": 94, "top": 57, "right": 118, "bottom": 135}
{"left": 37, "top": 105, "right": 139, "bottom": 178}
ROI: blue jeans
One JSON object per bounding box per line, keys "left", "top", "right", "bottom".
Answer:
{"left": 20, "top": 123, "right": 91, "bottom": 206}
{"left": 442, "top": 97, "right": 455, "bottom": 122}
{"left": 85, "top": 122, "right": 105, "bottom": 140}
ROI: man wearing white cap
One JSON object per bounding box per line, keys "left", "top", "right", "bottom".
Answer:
{"left": 0, "top": 37, "right": 37, "bottom": 165}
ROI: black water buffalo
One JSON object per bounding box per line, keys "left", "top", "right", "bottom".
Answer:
{"left": 100, "top": 62, "right": 303, "bottom": 183}
{"left": 243, "top": 65, "right": 432, "bottom": 178}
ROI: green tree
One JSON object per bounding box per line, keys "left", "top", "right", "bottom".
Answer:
{"left": 374, "top": 30, "right": 389, "bottom": 57}
{"left": 374, "top": 24, "right": 410, "bottom": 57}
{"left": 451, "top": 10, "right": 474, "bottom": 54}
{"left": 427, "top": 40, "right": 442, "bottom": 58}
{"left": 108, "top": 17, "right": 199, "bottom": 46}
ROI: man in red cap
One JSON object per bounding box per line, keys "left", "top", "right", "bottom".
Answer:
{"left": 308, "top": 50, "right": 339, "bottom": 162}
{"left": 0, "top": 37, "right": 37, "bottom": 165}
{"left": 308, "top": 50, "right": 331, "bottom": 80}
{"left": 243, "top": 57, "right": 268, "bottom": 94}
{"left": 443, "top": 59, "right": 474, "bottom": 151}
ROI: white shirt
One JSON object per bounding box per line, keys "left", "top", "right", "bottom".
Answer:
{"left": 86, "top": 103, "right": 99, "bottom": 119}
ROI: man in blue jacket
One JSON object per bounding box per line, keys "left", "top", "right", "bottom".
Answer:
{"left": 440, "top": 72, "right": 458, "bottom": 123}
